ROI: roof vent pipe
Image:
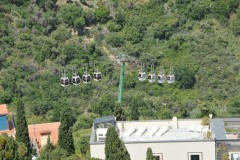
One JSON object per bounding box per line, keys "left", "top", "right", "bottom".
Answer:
{"left": 172, "top": 117, "right": 178, "bottom": 129}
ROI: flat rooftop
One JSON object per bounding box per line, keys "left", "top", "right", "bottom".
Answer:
{"left": 90, "top": 117, "right": 211, "bottom": 143}
{"left": 118, "top": 119, "right": 209, "bottom": 142}
{"left": 0, "top": 104, "right": 8, "bottom": 115}
{"left": 120, "top": 127, "right": 205, "bottom": 142}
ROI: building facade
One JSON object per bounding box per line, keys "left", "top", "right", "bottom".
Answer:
{"left": 28, "top": 122, "right": 61, "bottom": 155}
{"left": 90, "top": 116, "right": 216, "bottom": 160}
{"left": 0, "top": 104, "right": 16, "bottom": 137}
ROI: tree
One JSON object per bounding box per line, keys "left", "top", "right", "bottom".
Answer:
{"left": 122, "top": 26, "right": 143, "bottom": 44}
{"left": 175, "top": 65, "right": 196, "bottom": 89}
{"left": 130, "top": 97, "right": 140, "bottom": 120}
{"left": 0, "top": 134, "right": 28, "bottom": 160}
{"left": 95, "top": 3, "right": 109, "bottom": 23}
{"left": 221, "top": 154, "right": 230, "bottom": 160}
{"left": 217, "top": 143, "right": 229, "bottom": 160}
{"left": 59, "top": 4, "right": 85, "bottom": 30}
{"left": 58, "top": 108, "right": 75, "bottom": 155}
{"left": 10, "top": 0, "right": 30, "bottom": 6}
{"left": 105, "top": 126, "right": 130, "bottom": 160}
{"left": 228, "top": 97, "right": 240, "bottom": 114}
{"left": 92, "top": 94, "right": 116, "bottom": 116}
{"left": 146, "top": 147, "right": 154, "bottom": 160}
{"left": 107, "top": 20, "right": 122, "bottom": 32}
{"left": 40, "top": 136, "right": 54, "bottom": 160}
{"left": 114, "top": 103, "right": 125, "bottom": 121}
{"left": 73, "top": 17, "right": 85, "bottom": 31}
{"left": 15, "top": 98, "right": 30, "bottom": 156}
{"left": 106, "top": 32, "right": 125, "bottom": 47}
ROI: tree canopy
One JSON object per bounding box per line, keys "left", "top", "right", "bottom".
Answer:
{"left": 15, "top": 98, "right": 30, "bottom": 156}
{"left": 58, "top": 108, "right": 75, "bottom": 155}
{"left": 105, "top": 126, "right": 130, "bottom": 160}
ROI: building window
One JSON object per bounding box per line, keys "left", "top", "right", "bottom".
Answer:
{"left": 188, "top": 152, "right": 202, "bottom": 160}
{"left": 230, "top": 153, "right": 239, "bottom": 160}
{"left": 153, "top": 153, "right": 163, "bottom": 160}
{"left": 191, "top": 155, "right": 199, "bottom": 160}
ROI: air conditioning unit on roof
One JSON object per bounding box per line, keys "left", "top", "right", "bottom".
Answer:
{"left": 96, "top": 128, "right": 108, "bottom": 142}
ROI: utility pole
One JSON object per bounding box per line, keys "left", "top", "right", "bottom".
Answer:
{"left": 118, "top": 62, "right": 125, "bottom": 105}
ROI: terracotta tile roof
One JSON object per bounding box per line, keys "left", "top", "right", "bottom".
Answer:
{"left": 0, "top": 120, "right": 16, "bottom": 137}
{"left": 28, "top": 122, "right": 61, "bottom": 150}
{"left": 0, "top": 104, "right": 8, "bottom": 115}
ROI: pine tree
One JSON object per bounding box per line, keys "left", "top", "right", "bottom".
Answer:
{"left": 58, "top": 108, "right": 75, "bottom": 155}
{"left": 15, "top": 98, "right": 30, "bottom": 155}
{"left": 105, "top": 126, "right": 130, "bottom": 160}
{"left": 146, "top": 147, "right": 154, "bottom": 160}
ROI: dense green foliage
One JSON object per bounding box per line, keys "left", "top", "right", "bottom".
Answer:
{"left": 39, "top": 136, "right": 54, "bottom": 160}
{"left": 59, "top": 108, "right": 75, "bottom": 155}
{"left": 130, "top": 97, "right": 140, "bottom": 120}
{"left": 105, "top": 126, "right": 130, "bottom": 160}
{"left": 146, "top": 147, "right": 154, "bottom": 160}
{"left": 15, "top": 98, "right": 30, "bottom": 156}
{"left": 0, "top": 134, "right": 28, "bottom": 160}
{"left": 1, "top": 0, "right": 240, "bottom": 158}
{"left": 2, "top": 0, "right": 240, "bottom": 123}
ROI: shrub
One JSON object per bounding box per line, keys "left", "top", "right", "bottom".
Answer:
{"left": 201, "top": 116, "right": 210, "bottom": 125}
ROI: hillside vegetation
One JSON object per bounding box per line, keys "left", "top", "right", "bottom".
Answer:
{"left": 2, "top": 0, "right": 240, "bottom": 158}
{"left": 1, "top": 0, "right": 240, "bottom": 155}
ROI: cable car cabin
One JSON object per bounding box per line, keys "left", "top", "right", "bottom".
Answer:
{"left": 60, "top": 77, "right": 69, "bottom": 87}
{"left": 93, "top": 72, "right": 102, "bottom": 81}
{"left": 158, "top": 74, "right": 166, "bottom": 83}
{"left": 72, "top": 76, "right": 80, "bottom": 85}
{"left": 148, "top": 73, "right": 156, "bottom": 83}
{"left": 138, "top": 72, "right": 146, "bottom": 81}
{"left": 83, "top": 74, "right": 91, "bottom": 83}
{"left": 167, "top": 74, "right": 175, "bottom": 83}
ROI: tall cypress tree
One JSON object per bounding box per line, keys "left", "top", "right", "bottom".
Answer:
{"left": 146, "top": 147, "right": 154, "bottom": 160}
{"left": 15, "top": 98, "right": 30, "bottom": 155}
{"left": 58, "top": 108, "right": 75, "bottom": 155}
{"left": 105, "top": 126, "right": 130, "bottom": 160}
{"left": 40, "top": 136, "right": 54, "bottom": 160}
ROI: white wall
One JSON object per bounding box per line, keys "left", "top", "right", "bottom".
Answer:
{"left": 90, "top": 144, "right": 105, "bottom": 159}
{"left": 90, "top": 141, "right": 215, "bottom": 160}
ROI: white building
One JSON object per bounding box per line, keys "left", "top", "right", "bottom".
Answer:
{"left": 90, "top": 116, "right": 219, "bottom": 160}
{"left": 90, "top": 116, "right": 240, "bottom": 160}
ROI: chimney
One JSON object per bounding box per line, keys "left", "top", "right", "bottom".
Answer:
{"left": 172, "top": 117, "right": 178, "bottom": 129}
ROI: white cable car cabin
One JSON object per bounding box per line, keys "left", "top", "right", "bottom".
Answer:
{"left": 167, "top": 66, "right": 175, "bottom": 83}
{"left": 93, "top": 71, "right": 102, "bottom": 81}
{"left": 148, "top": 64, "right": 156, "bottom": 83}
{"left": 158, "top": 73, "right": 166, "bottom": 83}
{"left": 148, "top": 73, "right": 156, "bottom": 83}
{"left": 82, "top": 73, "right": 91, "bottom": 83}
{"left": 167, "top": 74, "right": 175, "bottom": 83}
{"left": 138, "top": 72, "right": 146, "bottom": 81}
{"left": 72, "top": 75, "right": 80, "bottom": 85}
{"left": 60, "top": 76, "right": 69, "bottom": 87}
